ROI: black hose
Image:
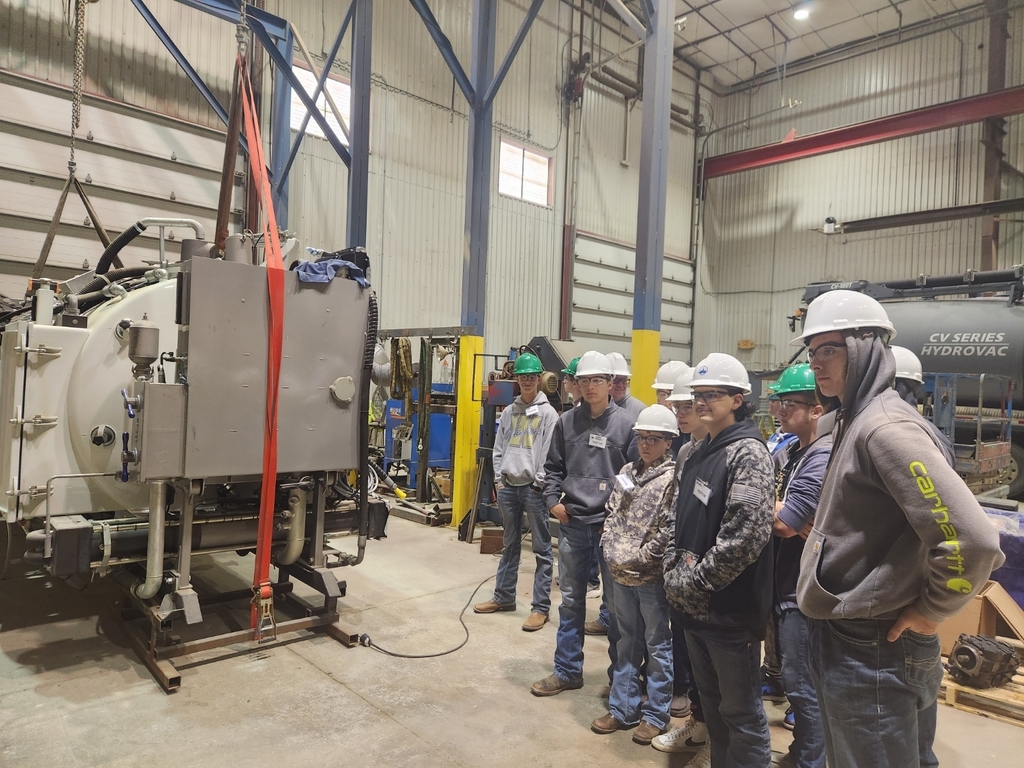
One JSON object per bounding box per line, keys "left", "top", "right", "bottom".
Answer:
{"left": 76, "top": 266, "right": 151, "bottom": 295}
{"left": 96, "top": 222, "right": 147, "bottom": 275}
{"left": 882, "top": 268, "right": 1023, "bottom": 290}
{"left": 354, "top": 290, "right": 379, "bottom": 566}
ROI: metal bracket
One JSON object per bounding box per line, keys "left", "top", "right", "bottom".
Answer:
{"left": 6, "top": 486, "right": 48, "bottom": 501}
{"left": 9, "top": 414, "right": 58, "bottom": 428}
{"left": 13, "top": 344, "right": 62, "bottom": 358}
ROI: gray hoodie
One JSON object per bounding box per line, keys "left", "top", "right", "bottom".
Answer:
{"left": 797, "top": 336, "right": 1005, "bottom": 623}
{"left": 492, "top": 392, "right": 559, "bottom": 487}
{"left": 543, "top": 399, "right": 636, "bottom": 525}
{"left": 615, "top": 393, "right": 646, "bottom": 420}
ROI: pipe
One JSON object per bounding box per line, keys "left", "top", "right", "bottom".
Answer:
{"left": 275, "top": 488, "right": 307, "bottom": 566}
{"left": 133, "top": 481, "right": 167, "bottom": 599}
{"left": 95, "top": 219, "right": 207, "bottom": 275}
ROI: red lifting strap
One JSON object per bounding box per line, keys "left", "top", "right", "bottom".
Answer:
{"left": 238, "top": 55, "right": 286, "bottom": 636}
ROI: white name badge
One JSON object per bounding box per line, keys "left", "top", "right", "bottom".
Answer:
{"left": 589, "top": 433, "right": 608, "bottom": 449}
{"left": 693, "top": 478, "right": 712, "bottom": 505}
{"left": 616, "top": 473, "right": 635, "bottom": 492}
{"left": 525, "top": 405, "right": 539, "bottom": 416}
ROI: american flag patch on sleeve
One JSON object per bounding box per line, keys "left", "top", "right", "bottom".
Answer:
{"left": 728, "top": 484, "right": 762, "bottom": 507}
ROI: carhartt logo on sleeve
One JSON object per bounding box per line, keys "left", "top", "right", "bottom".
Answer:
{"left": 909, "top": 460, "right": 973, "bottom": 594}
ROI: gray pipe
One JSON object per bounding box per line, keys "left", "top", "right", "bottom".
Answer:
{"left": 138, "top": 218, "right": 207, "bottom": 241}
{"left": 133, "top": 481, "right": 167, "bottom": 599}
{"left": 276, "top": 489, "right": 307, "bottom": 566}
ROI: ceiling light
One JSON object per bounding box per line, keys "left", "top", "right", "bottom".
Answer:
{"left": 794, "top": 8, "right": 810, "bottom": 21}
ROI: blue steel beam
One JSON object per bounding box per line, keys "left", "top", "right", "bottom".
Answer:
{"left": 248, "top": 17, "right": 352, "bottom": 169}
{"left": 407, "top": 0, "right": 475, "bottom": 105}
{"left": 275, "top": 4, "right": 354, "bottom": 200}
{"left": 480, "top": 0, "right": 545, "bottom": 112}
{"left": 347, "top": 0, "right": 372, "bottom": 248}
{"left": 632, "top": 0, "right": 674, "bottom": 332}
{"left": 269, "top": 26, "right": 294, "bottom": 224}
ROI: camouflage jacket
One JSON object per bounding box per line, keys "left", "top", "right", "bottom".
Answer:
{"left": 601, "top": 454, "right": 677, "bottom": 587}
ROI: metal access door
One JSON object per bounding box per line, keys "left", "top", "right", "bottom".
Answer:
{"left": 571, "top": 234, "right": 693, "bottom": 362}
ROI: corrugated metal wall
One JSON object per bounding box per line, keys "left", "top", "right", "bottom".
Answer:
{"left": 693, "top": 10, "right": 1023, "bottom": 370}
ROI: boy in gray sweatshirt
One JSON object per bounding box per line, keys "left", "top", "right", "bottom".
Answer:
{"left": 474, "top": 353, "right": 559, "bottom": 631}
{"left": 792, "top": 290, "right": 1004, "bottom": 768}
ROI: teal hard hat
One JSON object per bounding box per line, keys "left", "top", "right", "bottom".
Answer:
{"left": 513, "top": 353, "right": 543, "bottom": 375}
{"left": 772, "top": 363, "right": 817, "bottom": 395}
{"left": 561, "top": 356, "right": 581, "bottom": 376}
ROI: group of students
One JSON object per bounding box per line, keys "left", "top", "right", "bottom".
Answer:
{"left": 472, "top": 290, "right": 1006, "bottom": 768}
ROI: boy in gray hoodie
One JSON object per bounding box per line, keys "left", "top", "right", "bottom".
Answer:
{"left": 793, "top": 290, "right": 1005, "bottom": 768}
{"left": 474, "top": 353, "right": 559, "bottom": 631}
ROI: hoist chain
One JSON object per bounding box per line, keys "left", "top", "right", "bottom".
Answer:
{"left": 69, "top": 0, "right": 87, "bottom": 172}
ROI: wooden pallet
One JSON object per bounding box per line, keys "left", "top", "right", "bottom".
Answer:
{"left": 939, "top": 666, "right": 1024, "bottom": 728}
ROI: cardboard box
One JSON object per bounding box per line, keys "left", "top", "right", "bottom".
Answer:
{"left": 479, "top": 528, "right": 504, "bottom": 555}
{"left": 937, "top": 580, "right": 1024, "bottom": 656}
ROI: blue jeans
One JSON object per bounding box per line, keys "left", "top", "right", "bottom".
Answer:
{"left": 808, "top": 618, "right": 942, "bottom": 768}
{"left": 609, "top": 581, "right": 674, "bottom": 729}
{"left": 777, "top": 609, "right": 825, "bottom": 768}
{"left": 492, "top": 485, "right": 552, "bottom": 614}
{"left": 686, "top": 628, "right": 771, "bottom": 768}
{"left": 670, "top": 606, "right": 702, "bottom": 718}
{"left": 553, "top": 517, "right": 619, "bottom": 683}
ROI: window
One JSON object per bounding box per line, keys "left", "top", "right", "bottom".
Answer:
{"left": 290, "top": 64, "right": 350, "bottom": 145}
{"left": 498, "top": 139, "right": 552, "bottom": 206}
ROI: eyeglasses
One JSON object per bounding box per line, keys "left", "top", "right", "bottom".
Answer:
{"left": 806, "top": 342, "right": 846, "bottom": 363}
{"left": 636, "top": 435, "right": 668, "bottom": 445}
{"left": 611, "top": 376, "right": 629, "bottom": 385}
{"left": 672, "top": 402, "right": 694, "bottom": 413}
{"left": 577, "top": 376, "right": 610, "bottom": 388}
{"left": 691, "top": 390, "right": 733, "bottom": 404}
{"left": 517, "top": 374, "right": 540, "bottom": 382}
{"left": 777, "top": 398, "right": 813, "bottom": 410}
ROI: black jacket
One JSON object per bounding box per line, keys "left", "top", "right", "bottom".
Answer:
{"left": 664, "top": 419, "right": 775, "bottom": 638}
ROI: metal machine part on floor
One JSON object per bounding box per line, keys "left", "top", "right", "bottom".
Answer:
{"left": 0, "top": 223, "right": 381, "bottom": 688}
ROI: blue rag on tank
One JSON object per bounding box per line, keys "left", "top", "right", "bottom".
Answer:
{"left": 292, "top": 258, "right": 370, "bottom": 288}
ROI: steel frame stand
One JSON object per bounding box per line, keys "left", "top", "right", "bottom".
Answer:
{"left": 117, "top": 566, "right": 357, "bottom": 693}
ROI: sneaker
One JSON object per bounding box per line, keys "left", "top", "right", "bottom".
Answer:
{"left": 651, "top": 718, "right": 708, "bottom": 753}
{"left": 670, "top": 693, "right": 692, "bottom": 718}
{"left": 783, "top": 706, "right": 795, "bottom": 731}
{"left": 521, "top": 612, "right": 548, "bottom": 631}
{"left": 584, "top": 619, "right": 608, "bottom": 635}
{"left": 761, "top": 680, "right": 787, "bottom": 703}
{"left": 683, "top": 744, "right": 712, "bottom": 768}
{"left": 632, "top": 721, "right": 662, "bottom": 745}
{"left": 530, "top": 673, "right": 584, "bottom": 697}
{"left": 473, "top": 600, "right": 516, "bottom": 614}
{"left": 591, "top": 712, "right": 632, "bottom": 734}
{"left": 586, "top": 584, "right": 602, "bottom": 599}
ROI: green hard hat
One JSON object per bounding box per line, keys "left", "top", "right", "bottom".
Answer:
{"left": 561, "top": 356, "right": 581, "bottom": 376}
{"left": 513, "top": 352, "right": 543, "bottom": 375}
{"left": 772, "top": 363, "right": 817, "bottom": 396}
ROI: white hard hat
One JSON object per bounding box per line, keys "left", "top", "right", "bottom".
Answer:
{"left": 606, "top": 351, "right": 631, "bottom": 377}
{"left": 575, "top": 350, "right": 613, "bottom": 377}
{"left": 666, "top": 368, "right": 695, "bottom": 402}
{"left": 791, "top": 289, "right": 897, "bottom": 346}
{"left": 891, "top": 345, "right": 924, "bottom": 383}
{"left": 633, "top": 404, "right": 680, "bottom": 436}
{"left": 652, "top": 360, "right": 691, "bottom": 390}
{"left": 690, "top": 353, "right": 752, "bottom": 394}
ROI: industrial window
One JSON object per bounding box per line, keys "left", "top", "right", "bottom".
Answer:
{"left": 498, "top": 139, "right": 552, "bottom": 207}
{"left": 290, "top": 64, "right": 350, "bottom": 145}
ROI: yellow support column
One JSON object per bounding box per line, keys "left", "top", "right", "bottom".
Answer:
{"left": 631, "top": 329, "right": 661, "bottom": 406}
{"left": 452, "top": 334, "right": 484, "bottom": 528}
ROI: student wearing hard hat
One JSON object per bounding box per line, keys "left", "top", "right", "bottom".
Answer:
{"left": 592, "top": 404, "right": 679, "bottom": 745}
{"left": 653, "top": 361, "right": 692, "bottom": 406}
{"left": 793, "top": 290, "right": 1004, "bottom": 768}
{"left": 562, "top": 356, "right": 582, "bottom": 408}
{"left": 891, "top": 345, "right": 925, "bottom": 407}
{"left": 663, "top": 353, "right": 775, "bottom": 768}
{"left": 474, "top": 353, "right": 560, "bottom": 631}
{"left": 531, "top": 351, "right": 635, "bottom": 698}
{"left": 651, "top": 369, "right": 710, "bottom": 756}
{"left": 607, "top": 352, "right": 646, "bottom": 419}
{"left": 768, "top": 363, "right": 831, "bottom": 768}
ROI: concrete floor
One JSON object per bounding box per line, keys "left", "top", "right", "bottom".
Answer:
{"left": 1, "top": 516, "right": 1022, "bottom": 767}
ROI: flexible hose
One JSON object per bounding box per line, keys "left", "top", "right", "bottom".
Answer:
{"left": 75, "top": 266, "right": 151, "bottom": 295}
{"left": 96, "top": 223, "right": 146, "bottom": 275}
{"left": 354, "top": 291, "right": 379, "bottom": 566}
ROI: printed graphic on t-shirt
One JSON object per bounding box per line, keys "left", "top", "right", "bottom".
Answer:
{"left": 507, "top": 413, "right": 542, "bottom": 449}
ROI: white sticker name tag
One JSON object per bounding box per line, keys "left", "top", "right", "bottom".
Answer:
{"left": 693, "top": 478, "right": 712, "bottom": 505}
{"left": 525, "top": 405, "right": 539, "bottom": 416}
{"left": 589, "top": 433, "right": 608, "bottom": 449}
{"left": 616, "top": 473, "right": 635, "bottom": 492}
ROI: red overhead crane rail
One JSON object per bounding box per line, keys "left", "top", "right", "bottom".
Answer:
{"left": 701, "top": 85, "right": 1024, "bottom": 180}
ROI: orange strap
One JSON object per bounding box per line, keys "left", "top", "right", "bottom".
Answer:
{"left": 238, "top": 55, "right": 286, "bottom": 632}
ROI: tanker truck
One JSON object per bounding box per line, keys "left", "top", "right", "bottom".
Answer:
{"left": 796, "top": 266, "right": 1024, "bottom": 499}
